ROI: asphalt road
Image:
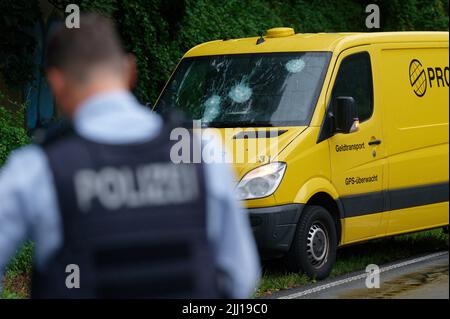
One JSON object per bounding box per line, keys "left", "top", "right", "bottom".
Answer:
{"left": 268, "top": 251, "right": 449, "bottom": 299}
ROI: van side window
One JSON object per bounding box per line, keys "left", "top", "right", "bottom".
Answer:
{"left": 332, "top": 52, "right": 373, "bottom": 122}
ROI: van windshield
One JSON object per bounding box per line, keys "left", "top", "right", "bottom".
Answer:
{"left": 155, "top": 52, "right": 331, "bottom": 127}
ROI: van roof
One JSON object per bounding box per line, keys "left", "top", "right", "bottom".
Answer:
{"left": 184, "top": 32, "right": 449, "bottom": 57}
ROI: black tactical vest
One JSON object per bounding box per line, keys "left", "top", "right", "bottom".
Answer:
{"left": 32, "top": 121, "right": 219, "bottom": 298}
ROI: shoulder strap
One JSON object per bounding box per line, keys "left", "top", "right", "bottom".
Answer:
{"left": 33, "top": 119, "right": 74, "bottom": 147}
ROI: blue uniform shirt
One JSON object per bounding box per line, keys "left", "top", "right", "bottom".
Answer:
{"left": 0, "top": 90, "right": 260, "bottom": 298}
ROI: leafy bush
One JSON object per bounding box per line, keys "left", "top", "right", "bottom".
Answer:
{"left": 0, "top": 98, "right": 29, "bottom": 166}
{"left": 0, "top": 96, "right": 32, "bottom": 298}
{"left": 381, "top": 0, "right": 449, "bottom": 31}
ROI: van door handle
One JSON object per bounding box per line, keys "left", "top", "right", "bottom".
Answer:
{"left": 368, "top": 139, "right": 382, "bottom": 146}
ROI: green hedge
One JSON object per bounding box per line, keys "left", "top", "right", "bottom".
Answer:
{"left": 111, "top": 0, "right": 450, "bottom": 103}
{"left": 0, "top": 97, "right": 31, "bottom": 299}
{"left": 0, "top": 100, "right": 29, "bottom": 166}
{"left": 1, "top": 0, "right": 449, "bottom": 104}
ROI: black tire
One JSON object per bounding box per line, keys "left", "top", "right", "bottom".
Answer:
{"left": 285, "top": 205, "right": 337, "bottom": 280}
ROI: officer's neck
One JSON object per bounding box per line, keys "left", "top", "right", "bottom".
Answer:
{"left": 67, "top": 76, "right": 128, "bottom": 119}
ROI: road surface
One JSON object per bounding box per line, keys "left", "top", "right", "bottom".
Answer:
{"left": 268, "top": 251, "right": 449, "bottom": 299}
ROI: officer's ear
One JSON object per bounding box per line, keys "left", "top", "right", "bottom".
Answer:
{"left": 124, "top": 53, "right": 137, "bottom": 90}
{"left": 47, "top": 68, "right": 63, "bottom": 94}
{"left": 47, "top": 68, "right": 68, "bottom": 104}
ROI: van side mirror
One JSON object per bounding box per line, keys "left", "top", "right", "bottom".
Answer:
{"left": 334, "top": 96, "right": 359, "bottom": 134}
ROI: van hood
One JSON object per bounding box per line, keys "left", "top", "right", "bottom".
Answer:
{"left": 202, "top": 126, "right": 308, "bottom": 179}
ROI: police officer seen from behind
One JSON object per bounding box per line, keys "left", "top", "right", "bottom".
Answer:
{"left": 0, "top": 14, "right": 260, "bottom": 298}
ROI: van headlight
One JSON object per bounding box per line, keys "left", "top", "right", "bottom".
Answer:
{"left": 236, "top": 162, "right": 287, "bottom": 200}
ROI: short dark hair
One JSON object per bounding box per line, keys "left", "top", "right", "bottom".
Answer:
{"left": 46, "top": 13, "right": 125, "bottom": 81}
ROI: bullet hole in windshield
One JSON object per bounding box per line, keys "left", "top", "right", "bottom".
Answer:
{"left": 285, "top": 59, "right": 306, "bottom": 73}
{"left": 228, "top": 82, "right": 253, "bottom": 103}
{"left": 203, "top": 95, "right": 222, "bottom": 121}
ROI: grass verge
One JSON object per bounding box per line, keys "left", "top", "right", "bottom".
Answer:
{"left": 1, "top": 241, "right": 33, "bottom": 299}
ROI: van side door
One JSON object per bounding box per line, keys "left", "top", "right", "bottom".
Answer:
{"left": 378, "top": 43, "right": 449, "bottom": 234}
{"left": 325, "top": 47, "right": 386, "bottom": 244}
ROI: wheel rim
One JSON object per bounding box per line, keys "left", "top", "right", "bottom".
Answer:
{"left": 306, "top": 222, "right": 329, "bottom": 269}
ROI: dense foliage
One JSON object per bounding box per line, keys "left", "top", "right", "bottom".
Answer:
{"left": 1, "top": 0, "right": 448, "bottom": 104}
{"left": 111, "top": 0, "right": 450, "bottom": 103}
{"left": 0, "top": 98, "right": 29, "bottom": 165}
{"left": 0, "top": 97, "right": 30, "bottom": 299}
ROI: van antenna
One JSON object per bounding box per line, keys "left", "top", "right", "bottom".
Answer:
{"left": 256, "top": 33, "right": 265, "bottom": 45}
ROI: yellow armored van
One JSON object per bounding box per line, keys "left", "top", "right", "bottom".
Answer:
{"left": 155, "top": 29, "right": 449, "bottom": 279}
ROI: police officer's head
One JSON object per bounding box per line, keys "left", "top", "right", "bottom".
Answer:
{"left": 45, "top": 13, "right": 137, "bottom": 118}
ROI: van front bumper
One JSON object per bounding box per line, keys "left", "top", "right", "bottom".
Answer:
{"left": 248, "top": 204, "right": 303, "bottom": 258}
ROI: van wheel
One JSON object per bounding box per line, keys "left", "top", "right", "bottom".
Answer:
{"left": 285, "top": 205, "right": 337, "bottom": 280}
